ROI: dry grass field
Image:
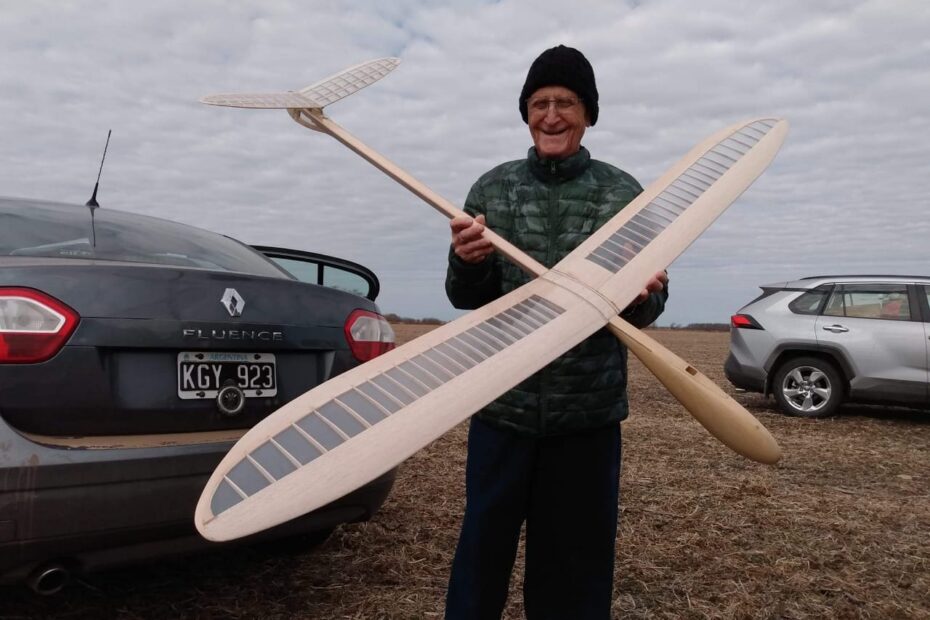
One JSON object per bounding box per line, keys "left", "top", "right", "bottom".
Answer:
{"left": 3, "top": 327, "right": 928, "bottom": 619}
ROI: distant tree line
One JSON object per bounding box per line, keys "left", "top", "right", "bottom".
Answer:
{"left": 384, "top": 313, "right": 727, "bottom": 331}
{"left": 384, "top": 313, "right": 445, "bottom": 325}
{"left": 662, "top": 322, "right": 729, "bottom": 331}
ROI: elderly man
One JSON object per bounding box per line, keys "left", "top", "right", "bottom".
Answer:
{"left": 444, "top": 45, "right": 668, "bottom": 619}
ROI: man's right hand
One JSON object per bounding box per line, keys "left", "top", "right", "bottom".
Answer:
{"left": 450, "top": 214, "right": 495, "bottom": 264}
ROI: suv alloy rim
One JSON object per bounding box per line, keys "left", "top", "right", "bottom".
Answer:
{"left": 781, "top": 365, "right": 832, "bottom": 413}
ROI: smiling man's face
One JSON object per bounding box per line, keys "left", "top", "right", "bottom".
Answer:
{"left": 527, "top": 85, "right": 589, "bottom": 160}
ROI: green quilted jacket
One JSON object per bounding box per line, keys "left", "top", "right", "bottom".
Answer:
{"left": 445, "top": 146, "right": 668, "bottom": 437}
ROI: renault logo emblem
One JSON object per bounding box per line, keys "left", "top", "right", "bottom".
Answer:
{"left": 220, "top": 288, "right": 245, "bottom": 317}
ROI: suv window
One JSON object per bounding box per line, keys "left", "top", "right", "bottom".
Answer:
{"left": 823, "top": 284, "right": 910, "bottom": 320}
{"left": 789, "top": 288, "right": 829, "bottom": 315}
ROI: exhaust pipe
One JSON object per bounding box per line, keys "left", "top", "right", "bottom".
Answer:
{"left": 27, "top": 563, "right": 70, "bottom": 595}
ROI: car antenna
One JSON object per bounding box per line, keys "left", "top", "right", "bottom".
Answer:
{"left": 86, "top": 129, "right": 111, "bottom": 209}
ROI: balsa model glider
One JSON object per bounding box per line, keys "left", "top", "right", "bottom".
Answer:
{"left": 196, "top": 58, "right": 787, "bottom": 542}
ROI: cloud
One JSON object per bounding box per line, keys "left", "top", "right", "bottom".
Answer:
{"left": 1, "top": 0, "right": 928, "bottom": 326}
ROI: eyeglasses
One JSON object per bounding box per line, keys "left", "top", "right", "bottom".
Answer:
{"left": 526, "top": 96, "right": 581, "bottom": 114}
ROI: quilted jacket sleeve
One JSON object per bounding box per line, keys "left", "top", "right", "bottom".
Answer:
{"left": 444, "top": 181, "right": 503, "bottom": 310}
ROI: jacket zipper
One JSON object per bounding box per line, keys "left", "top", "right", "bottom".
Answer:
{"left": 539, "top": 174, "right": 561, "bottom": 434}
{"left": 545, "top": 173, "right": 560, "bottom": 267}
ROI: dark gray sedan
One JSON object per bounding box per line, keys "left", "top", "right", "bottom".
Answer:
{"left": 0, "top": 196, "right": 397, "bottom": 593}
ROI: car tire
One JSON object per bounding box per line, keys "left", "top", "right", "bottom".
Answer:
{"left": 772, "top": 356, "right": 844, "bottom": 418}
{"left": 256, "top": 526, "right": 336, "bottom": 558}
{"left": 290, "top": 526, "right": 336, "bottom": 551}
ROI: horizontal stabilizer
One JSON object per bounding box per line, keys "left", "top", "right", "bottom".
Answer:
{"left": 299, "top": 57, "right": 400, "bottom": 108}
{"left": 201, "top": 91, "right": 323, "bottom": 109}
{"left": 200, "top": 57, "right": 400, "bottom": 110}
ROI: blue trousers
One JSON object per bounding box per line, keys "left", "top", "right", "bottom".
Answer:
{"left": 445, "top": 416, "right": 622, "bottom": 620}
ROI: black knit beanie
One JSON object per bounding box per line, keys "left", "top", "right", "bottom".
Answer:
{"left": 519, "top": 45, "right": 599, "bottom": 126}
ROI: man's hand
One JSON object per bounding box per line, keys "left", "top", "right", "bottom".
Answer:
{"left": 625, "top": 270, "right": 668, "bottom": 310}
{"left": 450, "top": 214, "right": 495, "bottom": 264}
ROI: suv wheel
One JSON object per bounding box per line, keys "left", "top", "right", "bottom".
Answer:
{"left": 772, "top": 356, "right": 843, "bottom": 418}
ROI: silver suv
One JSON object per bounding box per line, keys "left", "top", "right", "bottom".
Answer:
{"left": 725, "top": 275, "right": 930, "bottom": 417}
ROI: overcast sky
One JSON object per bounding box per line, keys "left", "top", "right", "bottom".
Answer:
{"left": 1, "top": 0, "right": 928, "bottom": 326}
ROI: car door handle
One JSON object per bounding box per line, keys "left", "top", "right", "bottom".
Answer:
{"left": 822, "top": 324, "right": 849, "bottom": 333}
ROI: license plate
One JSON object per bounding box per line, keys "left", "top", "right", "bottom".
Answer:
{"left": 177, "top": 352, "right": 277, "bottom": 399}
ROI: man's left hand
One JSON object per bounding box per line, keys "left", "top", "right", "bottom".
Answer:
{"left": 625, "top": 270, "right": 668, "bottom": 310}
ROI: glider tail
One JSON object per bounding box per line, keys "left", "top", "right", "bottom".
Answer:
{"left": 200, "top": 57, "right": 400, "bottom": 110}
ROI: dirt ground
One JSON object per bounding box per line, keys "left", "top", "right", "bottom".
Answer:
{"left": 3, "top": 327, "right": 928, "bottom": 619}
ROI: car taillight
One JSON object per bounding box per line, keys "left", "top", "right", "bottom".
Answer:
{"left": 344, "top": 309, "right": 396, "bottom": 362}
{"left": 0, "top": 288, "right": 80, "bottom": 363}
{"left": 730, "top": 313, "right": 763, "bottom": 330}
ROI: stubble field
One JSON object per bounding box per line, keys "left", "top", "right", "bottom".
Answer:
{"left": 3, "top": 327, "right": 929, "bottom": 619}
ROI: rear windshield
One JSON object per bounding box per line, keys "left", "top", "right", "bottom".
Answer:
{"left": 0, "top": 198, "right": 287, "bottom": 278}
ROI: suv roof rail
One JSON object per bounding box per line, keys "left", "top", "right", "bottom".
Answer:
{"left": 799, "top": 274, "right": 930, "bottom": 281}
